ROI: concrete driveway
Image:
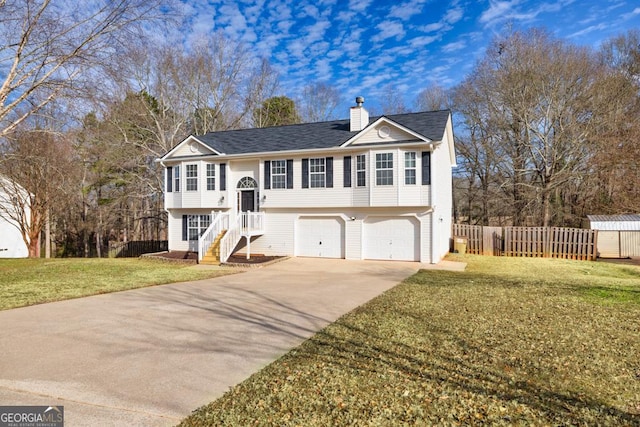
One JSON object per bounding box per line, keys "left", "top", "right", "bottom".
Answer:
{"left": 0, "top": 257, "right": 437, "bottom": 426}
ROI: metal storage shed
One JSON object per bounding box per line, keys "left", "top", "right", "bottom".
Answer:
{"left": 586, "top": 214, "right": 640, "bottom": 231}
{"left": 586, "top": 214, "right": 640, "bottom": 258}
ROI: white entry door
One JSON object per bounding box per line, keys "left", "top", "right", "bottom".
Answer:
{"left": 297, "top": 217, "right": 345, "bottom": 258}
{"left": 364, "top": 216, "right": 419, "bottom": 261}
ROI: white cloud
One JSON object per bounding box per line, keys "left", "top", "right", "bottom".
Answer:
{"left": 568, "top": 22, "right": 608, "bottom": 38}
{"left": 389, "top": 0, "right": 427, "bottom": 21}
{"left": 372, "top": 20, "right": 405, "bottom": 42}
{"left": 409, "top": 35, "right": 439, "bottom": 48}
{"left": 349, "top": 0, "right": 372, "bottom": 13}
{"left": 442, "top": 40, "right": 466, "bottom": 52}
{"left": 445, "top": 6, "right": 464, "bottom": 24}
{"left": 479, "top": 0, "right": 520, "bottom": 26}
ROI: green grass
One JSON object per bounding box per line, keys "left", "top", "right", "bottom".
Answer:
{"left": 0, "top": 258, "right": 236, "bottom": 310}
{"left": 180, "top": 255, "right": 640, "bottom": 426}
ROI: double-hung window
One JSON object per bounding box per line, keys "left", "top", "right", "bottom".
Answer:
{"left": 375, "top": 153, "right": 394, "bottom": 186}
{"left": 404, "top": 152, "right": 416, "bottom": 185}
{"left": 271, "top": 160, "right": 286, "bottom": 189}
{"left": 309, "top": 158, "right": 326, "bottom": 188}
{"left": 356, "top": 154, "right": 366, "bottom": 187}
{"left": 174, "top": 165, "right": 180, "bottom": 192}
{"left": 206, "top": 164, "right": 215, "bottom": 190}
{"left": 187, "top": 214, "right": 211, "bottom": 240}
{"left": 186, "top": 164, "right": 198, "bottom": 191}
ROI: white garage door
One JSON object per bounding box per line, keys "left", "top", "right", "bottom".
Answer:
{"left": 364, "top": 217, "right": 419, "bottom": 261}
{"left": 297, "top": 217, "right": 345, "bottom": 258}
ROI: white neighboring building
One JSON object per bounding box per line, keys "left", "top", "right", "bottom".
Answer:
{"left": 159, "top": 99, "right": 456, "bottom": 264}
{"left": 0, "top": 177, "right": 29, "bottom": 258}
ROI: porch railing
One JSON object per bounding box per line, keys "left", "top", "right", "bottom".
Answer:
{"left": 198, "top": 212, "right": 229, "bottom": 262}
{"left": 241, "top": 211, "right": 265, "bottom": 235}
{"left": 219, "top": 212, "right": 266, "bottom": 263}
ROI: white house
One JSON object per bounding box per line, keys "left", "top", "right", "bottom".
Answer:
{"left": 158, "top": 99, "right": 456, "bottom": 264}
{"left": 0, "top": 177, "right": 30, "bottom": 258}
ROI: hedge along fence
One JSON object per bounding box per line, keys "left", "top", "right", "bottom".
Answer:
{"left": 453, "top": 224, "right": 598, "bottom": 261}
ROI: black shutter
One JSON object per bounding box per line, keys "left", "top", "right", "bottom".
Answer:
{"left": 286, "top": 159, "right": 294, "bottom": 189}
{"left": 264, "top": 161, "right": 271, "bottom": 189}
{"left": 302, "top": 158, "right": 309, "bottom": 188}
{"left": 220, "top": 163, "right": 226, "bottom": 190}
{"left": 167, "top": 167, "right": 173, "bottom": 192}
{"left": 326, "top": 157, "right": 333, "bottom": 188}
{"left": 421, "top": 151, "right": 431, "bottom": 185}
{"left": 343, "top": 156, "right": 351, "bottom": 188}
{"left": 182, "top": 215, "right": 187, "bottom": 241}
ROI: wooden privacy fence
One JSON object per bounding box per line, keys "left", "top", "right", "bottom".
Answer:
{"left": 452, "top": 224, "right": 598, "bottom": 261}
{"left": 108, "top": 240, "right": 168, "bottom": 258}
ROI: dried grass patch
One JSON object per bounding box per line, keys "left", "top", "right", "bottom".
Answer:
{"left": 180, "top": 255, "right": 640, "bottom": 426}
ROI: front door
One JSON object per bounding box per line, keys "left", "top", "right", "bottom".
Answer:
{"left": 240, "top": 190, "right": 255, "bottom": 212}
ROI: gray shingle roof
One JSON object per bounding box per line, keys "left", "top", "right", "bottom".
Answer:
{"left": 193, "top": 110, "right": 451, "bottom": 155}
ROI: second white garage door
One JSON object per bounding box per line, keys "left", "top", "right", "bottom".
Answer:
{"left": 297, "top": 217, "right": 345, "bottom": 258}
{"left": 364, "top": 216, "right": 419, "bottom": 261}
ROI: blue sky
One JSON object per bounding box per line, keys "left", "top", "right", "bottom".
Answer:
{"left": 178, "top": 0, "right": 640, "bottom": 114}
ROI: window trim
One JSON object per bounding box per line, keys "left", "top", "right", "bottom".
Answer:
{"left": 404, "top": 151, "right": 417, "bottom": 185}
{"left": 270, "top": 159, "right": 287, "bottom": 189}
{"left": 356, "top": 154, "right": 366, "bottom": 187}
{"left": 375, "top": 152, "right": 394, "bottom": 186}
{"left": 206, "top": 164, "right": 215, "bottom": 191}
{"left": 184, "top": 214, "right": 211, "bottom": 241}
{"left": 309, "top": 157, "right": 326, "bottom": 188}
{"left": 174, "top": 165, "right": 180, "bottom": 192}
{"left": 185, "top": 164, "right": 198, "bottom": 191}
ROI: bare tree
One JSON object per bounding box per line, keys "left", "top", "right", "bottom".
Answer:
{"left": 0, "top": 129, "right": 75, "bottom": 257}
{"left": 379, "top": 84, "right": 410, "bottom": 115}
{"left": 0, "top": 0, "right": 166, "bottom": 139}
{"left": 299, "top": 82, "right": 341, "bottom": 122}
{"left": 415, "top": 84, "right": 451, "bottom": 111}
{"left": 454, "top": 28, "right": 610, "bottom": 227}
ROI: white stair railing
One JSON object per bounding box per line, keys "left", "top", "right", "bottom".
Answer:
{"left": 198, "top": 212, "right": 229, "bottom": 262}
{"left": 219, "top": 215, "right": 243, "bottom": 263}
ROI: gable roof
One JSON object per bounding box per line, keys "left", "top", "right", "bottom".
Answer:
{"left": 189, "top": 110, "right": 451, "bottom": 156}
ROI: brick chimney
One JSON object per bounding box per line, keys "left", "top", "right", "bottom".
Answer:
{"left": 350, "top": 96, "right": 369, "bottom": 132}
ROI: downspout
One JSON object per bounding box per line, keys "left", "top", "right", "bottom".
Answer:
{"left": 159, "top": 160, "right": 171, "bottom": 242}
{"left": 429, "top": 145, "right": 436, "bottom": 264}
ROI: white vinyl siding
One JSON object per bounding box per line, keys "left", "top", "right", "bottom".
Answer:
{"left": 375, "top": 153, "right": 393, "bottom": 186}
{"left": 405, "top": 152, "right": 416, "bottom": 185}
{"left": 206, "top": 164, "right": 215, "bottom": 190}
{"left": 309, "top": 158, "right": 326, "bottom": 188}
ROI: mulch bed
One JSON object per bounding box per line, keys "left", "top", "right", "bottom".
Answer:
{"left": 146, "top": 251, "right": 283, "bottom": 266}
{"left": 226, "top": 254, "right": 284, "bottom": 265}
{"left": 148, "top": 251, "right": 198, "bottom": 260}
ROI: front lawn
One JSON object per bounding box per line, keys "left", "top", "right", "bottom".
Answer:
{"left": 0, "top": 258, "right": 235, "bottom": 310}
{"left": 180, "top": 255, "right": 640, "bottom": 426}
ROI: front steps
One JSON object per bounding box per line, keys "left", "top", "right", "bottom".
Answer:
{"left": 200, "top": 230, "right": 227, "bottom": 265}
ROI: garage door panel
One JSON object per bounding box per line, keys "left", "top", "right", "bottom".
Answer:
{"left": 297, "top": 217, "right": 345, "bottom": 258}
{"left": 364, "top": 217, "right": 419, "bottom": 261}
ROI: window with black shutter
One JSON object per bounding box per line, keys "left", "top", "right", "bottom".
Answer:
{"left": 343, "top": 156, "right": 352, "bottom": 188}
{"left": 421, "top": 151, "right": 431, "bottom": 185}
